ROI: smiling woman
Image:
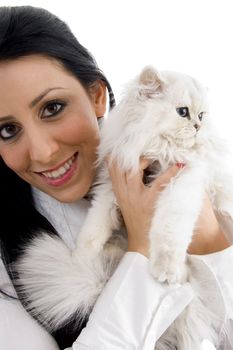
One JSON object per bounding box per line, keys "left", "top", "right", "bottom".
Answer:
{"left": 0, "top": 5, "right": 232, "bottom": 350}
{"left": 0, "top": 55, "right": 106, "bottom": 202}
{"left": 0, "top": 5, "right": 116, "bottom": 348}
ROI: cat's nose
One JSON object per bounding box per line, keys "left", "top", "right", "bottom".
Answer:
{"left": 194, "top": 123, "right": 201, "bottom": 131}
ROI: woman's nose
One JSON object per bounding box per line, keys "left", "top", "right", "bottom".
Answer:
{"left": 27, "top": 131, "right": 59, "bottom": 164}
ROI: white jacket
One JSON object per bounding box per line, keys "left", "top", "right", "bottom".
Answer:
{"left": 0, "top": 189, "right": 232, "bottom": 350}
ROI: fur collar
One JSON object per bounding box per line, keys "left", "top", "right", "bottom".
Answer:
{"left": 14, "top": 230, "right": 126, "bottom": 332}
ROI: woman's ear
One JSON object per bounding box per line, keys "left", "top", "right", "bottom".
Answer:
{"left": 90, "top": 81, "right": 107, "bottom": 118}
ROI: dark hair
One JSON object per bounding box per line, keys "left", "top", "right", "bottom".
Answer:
{"left": 0, "top": 5, "right": 115, "bottom": 349}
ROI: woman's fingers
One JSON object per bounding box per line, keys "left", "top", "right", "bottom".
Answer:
{"left": 106, "top": 159, "right": 185, "bottom": 257}
{"left": 151, "top": 163, "right": 183, "bottom": 191}
{"left": 108, "top": 158, "right": 184, "bottom": 189}
{"left": 107, "top": 158, "right": 184, "bottom": 206}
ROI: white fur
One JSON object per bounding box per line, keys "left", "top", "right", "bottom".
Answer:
{"left": 15, "top": 232, "right": 126, "bottom": 330}
{"left": 76, "top": 66, "right": 233, "bottom": 285}
{"left": 15, "top": 66, "right": 233, "bottom": 348}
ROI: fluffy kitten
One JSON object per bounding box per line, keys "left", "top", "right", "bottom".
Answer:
{"left": 76, "top": 66, "right": 231, "bottom": 284}
{"left": 16, "top": 66, "right": 233, "bottom": 349}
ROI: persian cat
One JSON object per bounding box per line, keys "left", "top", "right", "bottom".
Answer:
{"left": 77, "top": 66, "right": 232, "bottom": 284}
{"left": 16, "top": 66, "right": 233, "bottom": 349}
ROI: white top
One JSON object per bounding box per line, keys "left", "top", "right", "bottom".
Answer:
{"left": 0, "top": 189, "right": 233, "bottom": 350}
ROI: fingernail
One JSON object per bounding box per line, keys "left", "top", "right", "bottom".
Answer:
{"left": 176, "top": 163, "right": 186, "bottom": 168}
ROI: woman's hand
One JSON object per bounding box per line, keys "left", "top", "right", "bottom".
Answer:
{"left": 108, "top": 159, "right": 230, "bottom": 258}
{"left": 188, "top": 194, "right": 230, "bottom": 255}
{"left": 108, "top": 160, "right": 181, "bottom": 257}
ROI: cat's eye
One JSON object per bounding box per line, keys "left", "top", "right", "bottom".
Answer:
{"left": 176, "top": 107, "right": 190, "bottom": 118}
{"left": 198, "top": 112, "right": 204, "bottom": 121}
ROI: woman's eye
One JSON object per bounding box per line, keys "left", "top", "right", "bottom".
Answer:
{"left": 42, "top": 102, "right": 65, "bottom": 118}
{"left": 176, "top": 107, "right": 190, "bottom": 118}
{"left": 0, "top": 124, "right": 20, "bottom": 140}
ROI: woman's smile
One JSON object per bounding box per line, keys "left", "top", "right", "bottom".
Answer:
{"left": 37, "top": 152, "right": 79, "bottom": 187}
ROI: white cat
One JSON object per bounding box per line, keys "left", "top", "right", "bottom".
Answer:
{"left": 16, "top": 66, "right": 233, "bottom": 349}
{"left": 73, "top": 66, "right": 233, "bottom": 349}
{"left": 75, "top": 66, "right": 232, "bottom": 285}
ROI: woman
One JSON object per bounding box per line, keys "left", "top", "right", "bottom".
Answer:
{"left": 0, "top": 5, "right": 232, "bottom": 350}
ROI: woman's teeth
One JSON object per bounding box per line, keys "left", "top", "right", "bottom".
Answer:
{"left": 41, "top": 156, "right": 75, "bottom": 179}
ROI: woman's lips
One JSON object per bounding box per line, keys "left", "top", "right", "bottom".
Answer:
{"left": 39, "top": 152, "right": 78, "bottom": 187}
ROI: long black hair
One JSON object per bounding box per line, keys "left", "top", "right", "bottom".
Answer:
{"left": 0, "top": 5, "right": 115, "bottom": 349}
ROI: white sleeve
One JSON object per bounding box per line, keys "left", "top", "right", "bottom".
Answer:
{"left": 202, "top": 210, "right": 233, "bottom": 349}
{"left": 0, "top": 257, "right": 59, "bottom": 350}
{"left": 72, "top": 247, "right": 233, "bottom": 350}
{"left": 71, "top": 252, "right": 195, "bottom": 350}
{"left": 0, "top": 297, "right": 60, "bottom": 350}
{"left": 199, "top": 245, "right": 233, "bottom": 349}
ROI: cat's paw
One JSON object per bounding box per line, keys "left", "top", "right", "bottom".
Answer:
{"left": 149, "top": 248, "right": 188, "bottom": 284}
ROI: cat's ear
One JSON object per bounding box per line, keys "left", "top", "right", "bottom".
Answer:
{"left": 138, "top": 66, "right": 166, "bottom": 99}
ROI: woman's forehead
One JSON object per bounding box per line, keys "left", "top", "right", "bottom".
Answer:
{"left": 0, "top": 55, "right": 82, "bottom": 112}
{"left": 0, "top": 55, "right": 70, "bottom": 84}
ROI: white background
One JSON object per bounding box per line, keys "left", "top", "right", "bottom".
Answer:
{"left": 1, "top": 2, "right": 231, "bottom": 348}
{"left": 2, "top": 0, "right": 233, "bottom": 152}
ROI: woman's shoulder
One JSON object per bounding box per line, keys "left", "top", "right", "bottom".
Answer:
{"left": 0, "top": 257, "right": 59, "bottom": 350}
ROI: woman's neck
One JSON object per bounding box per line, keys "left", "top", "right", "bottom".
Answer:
{"left": 32, "top": 187, "right": 90, "bottom": 249}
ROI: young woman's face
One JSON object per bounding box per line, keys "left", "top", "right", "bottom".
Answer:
{"left": 0, "top": 55, "right": 106, "bottom": 202}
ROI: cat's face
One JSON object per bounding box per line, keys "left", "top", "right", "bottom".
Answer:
{"left": 135, "top": 67, "right": 208, "bottom": 149}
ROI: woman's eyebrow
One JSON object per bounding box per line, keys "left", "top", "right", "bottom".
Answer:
{"left": 29, "top": 87, "right": 67, "bottom": 108}
{"left": 0, "top": 87, "right": 67, "bottom": 121}
{"left": 0, "top": 115, "right": 14, "bottom": 122}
